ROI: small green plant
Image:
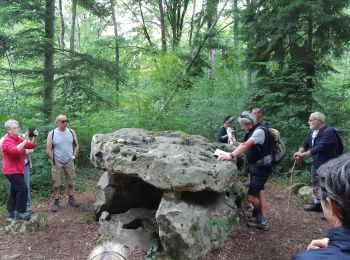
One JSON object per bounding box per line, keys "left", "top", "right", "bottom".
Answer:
{"left": 145, "top": 242, "right": 160, "bottom": 260}
{"left": 79, "top": 212, "right": 95, "bottom": 222}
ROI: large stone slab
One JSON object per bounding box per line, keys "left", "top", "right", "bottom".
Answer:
{"left": 156, "top": 186, "right": 240, "bottom": 259}
{"left": 91, "top": 128, "right": 236, "bottom": 193}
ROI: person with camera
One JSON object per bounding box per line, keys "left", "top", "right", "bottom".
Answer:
{"left": 293, "top": 112, "right": 343, "bottom": 212}
{"left": 294, "top": 155, "right": 350, "bottom": 259}
{"left": 218, "top": 111, "right": 273, "bottom": 231}
{"left": 1, "top": 119, "right": 37, "bottom": 220}
{"left": 46, "top": 114, "right": 80, "bottom": 212}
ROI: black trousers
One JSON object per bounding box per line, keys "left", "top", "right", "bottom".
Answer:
{"left": 5, "top": 174, "right": 28, "bottom": 213}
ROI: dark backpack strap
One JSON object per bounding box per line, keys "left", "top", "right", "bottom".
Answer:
{"left": 255, "top": 126, "right": 273, "bottom": 158}
{"left": 335, "top": 130, "right": 344, "bottom": 156}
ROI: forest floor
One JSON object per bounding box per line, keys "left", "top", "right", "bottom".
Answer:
{"left": 0, "top": 178, "right": 327, "bottom": 260}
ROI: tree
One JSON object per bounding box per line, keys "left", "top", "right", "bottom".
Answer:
{"left": 242, "top": 0, "right": 350, "bottom": 120}
{"left": 43, "top": 0, "right": 55, "bottom": 123}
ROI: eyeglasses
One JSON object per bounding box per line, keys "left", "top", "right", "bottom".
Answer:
{"left": 59, "top": 120, "right": 68, "bottom": 123}
{"left": 308, "top": 118, "right": 317, "bottom": 122}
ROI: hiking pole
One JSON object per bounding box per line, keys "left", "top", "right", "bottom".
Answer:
{"left": 286, "top": 159, "right": 297, "bottom": 212}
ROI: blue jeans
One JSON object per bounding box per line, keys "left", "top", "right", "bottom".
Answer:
{"left": 7, "top": 164, "right": 31, "bottom": 211}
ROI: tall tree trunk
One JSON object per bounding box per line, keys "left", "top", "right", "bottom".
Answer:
{"left": 43, "top": 0, "right": 55, "bottom": 123}
{"left": 58, "top": 0, "right": 65, "bottom": 50}
{"left": 246, "top": 0, "right": 253, "bottom": 89}
{"left": 207, "top": 0, "right": 219, "bottom": 80}
{"left": 306, "top": 9, "right": 314, "bottom": 89}
{"left": 77, "top": 17, "right": 81, "bottom": 49}
{"left": 233, "top": 0, "right": 239, "bottom": 54}
{"left": 158, "top": 0, "right": 167, "bottom": 52}
{"left": 110, "top": 0, "right": 120, "bottom": 98}
{"left": 138, "top": 0, "right": 154, "bottom": 47}
{"left": 70, "top": 0, "right": 77, "bottom": 52}
{"left": 188, "top": 0, "right": 196, "bottom": 47}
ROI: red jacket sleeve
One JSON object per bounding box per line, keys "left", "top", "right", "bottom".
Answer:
{"left": 2, "top": 139, "right": 20, "bottom": 155}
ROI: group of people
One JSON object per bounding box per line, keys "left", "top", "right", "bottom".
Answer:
{"left": 0, "top": 114, "right": 81, "bottom": 220}
{"left": 217, "top": 109, "right": 349, "bottom": 258}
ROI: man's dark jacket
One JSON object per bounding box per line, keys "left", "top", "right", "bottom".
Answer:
{"left": 301, "top": 125, "right": 342, "bottom": 170}
{"left": 294, "top": 227, "right": 350, "bottom": 260}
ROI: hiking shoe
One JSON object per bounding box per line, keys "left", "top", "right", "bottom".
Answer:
{"left": 304, "top": 203, "right": 322, "bottom": 212}
{"left": 68, "top": 196, "right": 81, "bottom": 208}
{"left": 257, "top": 217, "right": 269, "bottom": 231}
{"left": 15, "top": 211, "right": 31, "bottom": 221}
{"left": 247, "top": 217, "right": 258, "bottom": 228}
{"left": 51, "top": 201, "right": 60, "bottom": 212}
{"left": 7, "top": 211, "right": 15, "bottom": 219}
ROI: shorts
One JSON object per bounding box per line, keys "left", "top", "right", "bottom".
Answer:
{"left": 247, "top": 164, "right": 271, "bottom": 196}
{"left": 52, "top": 160, "right": 75, "bottom": 188}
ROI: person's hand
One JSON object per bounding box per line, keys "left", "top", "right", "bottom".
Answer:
{"left": 217, "top": 154, "right": 232, "bottom": 161}
{"left": 307, "top": 238, "right": 329, "bottom": 250}
{"left": 293, "top": 152, "right": 303, "bottom": 161}
{"left": 24, "top": 131, "right": 30, "bottom": 140}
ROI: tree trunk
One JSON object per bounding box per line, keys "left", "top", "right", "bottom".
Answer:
{"left": 188, "top": 0, "right": 196, "bottom": 47}
{"left": 306, "top": 9, "right": 314, "bottom": 89}
{"left": 138, "top": 0, "right": 154, "bottom": 47}
{"left": 207, "top": 0, "right": 219, "bottom": 80}
{"left": 246, "top": 0, "right": 253, "bottom": 89}
{"left": 70, "top": 0, "right": 77, "bottom": 52}
{"left": 233, "top": 0, "right": 239, "bottom": 54}
{"left": 58, "top": 0, "right": 65, "bottom": 50}
{"left": 77, "top": 17, "right": 81, "bottom": 49}
{"left": 43, "top": 0, "right": 55, "bottom": 123}
{"left": 158, "top": 0, "right": 167, "bottom": 52}
{"left": 110, "top": 0, "right": 120, "bottom": 97}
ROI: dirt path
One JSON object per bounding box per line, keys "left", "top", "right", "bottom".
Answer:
{"left": 204, "top": 181, "right": 328, "bottom": 260}
{"left": 0, "top": 180, "right": 327, "bottom": 260}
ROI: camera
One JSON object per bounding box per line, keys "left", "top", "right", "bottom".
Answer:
{"left": 28, "top": 127, "right": 37, "bottom": 137}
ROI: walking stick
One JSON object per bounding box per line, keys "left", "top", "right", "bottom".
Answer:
{"left": 286, "top": 160, "right": 297, "bottom": 212}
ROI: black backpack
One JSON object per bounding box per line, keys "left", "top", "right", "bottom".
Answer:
{"left": 335, "top": 130, "right": 344, "bottom": 156}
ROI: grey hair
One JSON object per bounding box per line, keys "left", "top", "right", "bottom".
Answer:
{"left": 88, "top": 242, "right": 126, "bottom": 260}
{"left": 238, "top": 111, "right": 257, "bottom": 126}
{"left": 4, "top": 119, "right": 19, "bottom": 132}
{"left": 317, "top": 154, "right": 350, "bottom": 228}
{"left": 310, "top": 112, "right": 326, "bottom": 123}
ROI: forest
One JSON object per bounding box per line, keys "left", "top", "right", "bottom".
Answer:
{"left": 0, "top": 0, "right": 350, "bottom": 205}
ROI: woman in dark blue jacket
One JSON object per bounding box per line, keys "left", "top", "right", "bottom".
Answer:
{"left": 294, "top": 155, "right": 350, "bottom": 260}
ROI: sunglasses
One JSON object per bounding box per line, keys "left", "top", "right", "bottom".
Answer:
{"left": 59, "top": 120, "right": 69, "bottom": 123}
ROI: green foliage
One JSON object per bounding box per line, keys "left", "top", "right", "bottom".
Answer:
{"left": 145, "top": 242, "right": 160, "bottom": 260}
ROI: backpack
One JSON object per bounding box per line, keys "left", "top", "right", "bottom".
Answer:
{"left": 335, "top": 130, "right": 344, "bottom": 156}
{"left": 256, "top": 127, "right": 286, "bottom": 167}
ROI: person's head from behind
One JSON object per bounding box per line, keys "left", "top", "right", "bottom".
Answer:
{"left": 223, "top": 115, "right": 233, "bottom": 128}
{"left": 56, "top": 114, "right": 68, "bottom": 130}
{"left": 4, "top": 119, "right": 20, "bottom": 137}
{"left": 308, "top": 112, "right": 326, "bottom": 130}
{"left": 252, "top": 107, "right": 263, "bottom": 122}
{"left": 88, "top": 242, "right": 126, "bottom": 260}
{"left": 315, "top": 154, "right": 350, "bottom": 229}
{"left": 238, "top": 111, "right": 257, "bottom": 132}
